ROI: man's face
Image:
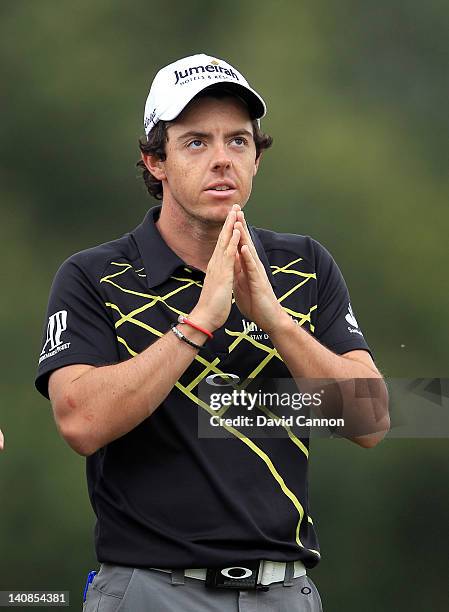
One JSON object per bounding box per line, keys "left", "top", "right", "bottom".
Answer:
{"left": 155, "top": 95, "right": 260, "bottom": 225}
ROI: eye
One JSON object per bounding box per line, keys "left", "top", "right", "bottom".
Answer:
{"left": 188, "top": 139, "right": 204, "bottom": 149}
{"left": 232, "top": 136, "right": 248, "bottom": 146}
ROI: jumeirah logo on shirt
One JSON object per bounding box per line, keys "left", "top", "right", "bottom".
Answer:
{"left": 241, "top": 317, "right": 300, "bottom": 340}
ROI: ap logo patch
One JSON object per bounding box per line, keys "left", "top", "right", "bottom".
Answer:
{"left": 39, "top": 310, "right": 70, "bottom": 364}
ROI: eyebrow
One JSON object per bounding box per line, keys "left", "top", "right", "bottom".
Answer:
{"left": 176, "top": 129, "right": 254, "bottom": 141}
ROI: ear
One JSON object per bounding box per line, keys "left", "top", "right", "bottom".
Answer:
{"left": 141, "top": 153, "right": 167, "bottom": 181}
{"left": 253, "top": 151, "right": 263, "bottom": 176}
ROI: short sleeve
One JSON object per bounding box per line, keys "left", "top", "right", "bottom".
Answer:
{"left": 35, "top": 255, "right": 119, "bottom": 399}
{"left": 312, "top": 239, "right": 373, "bottom": 357}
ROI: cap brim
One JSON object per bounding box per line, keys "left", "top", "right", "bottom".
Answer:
{"left": 199, "top": 82, "right": 266, "bottom": 119}
{"left": 159, "top": 80, "right": 266, "bottom": 124}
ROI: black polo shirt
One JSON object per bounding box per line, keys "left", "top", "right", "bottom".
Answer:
{"left": 35, "top": 204, "right": 371, "bottom": 570}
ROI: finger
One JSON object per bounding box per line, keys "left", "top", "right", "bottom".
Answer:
{"left": 226, "top": 228, "right": 240, "bottom": 259}
{"left": 216, "top": 207, "right": 238, "bottom": 249}
{"left": 236, "top": 210, "right": 252, "bottom": 240}
{"left": 237, "top": 216, "right": 270, "bottom": 281}
{"left": 234, "top": 250, "right": 242, "bottom": 275}
{"left": 222, "top": 205, "right": 240, "bottom": 239}
{"left": 240, "top": 244, "right": 259, "bottom": 278}
{"left": 234, "top": 250, "right": 246, "bottom": 278}
{"left": 233, "top": 269, "right": 246, "bottom": 297}
{"left": 234, "top": 221, "right": 263, "bottom": 272}
{"left": 235, "top": 215, "right": 259, "bottom": 261}
{"left": 233, "top": 256, "right": 247, "bottom": 293}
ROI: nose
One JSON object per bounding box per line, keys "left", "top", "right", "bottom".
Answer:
{"left": 210, "top": 143, "right": 232, "bottom": 171}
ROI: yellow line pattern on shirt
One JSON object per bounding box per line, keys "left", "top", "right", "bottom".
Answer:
{"left": 100, "top": 256, "right": 321, "bottom": 557}
{"left": 117, "top": 335, "right": 310, "bottom": 551}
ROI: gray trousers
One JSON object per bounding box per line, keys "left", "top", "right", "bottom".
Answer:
{"left": 83, "top": 563, "right": 323, "bottom": 611}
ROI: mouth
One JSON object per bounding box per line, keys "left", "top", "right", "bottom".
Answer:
{"left": 205, "top": 188, "right": 237, "bottom": 199}
{"left": 204, "top": 182, "right": 237, "bottom": 199}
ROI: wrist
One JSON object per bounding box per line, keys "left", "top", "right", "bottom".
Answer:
{"left": 170, "top": 323, "right": 205, "bottom": 351}
{"left": 188, "top": 308, "right": 218, "bottom": 334}
{"left": 177, "top": 315, "right": 213, "bottom": 339}
{"left": 265, "top": 308, "right": 294, "bottom": 338}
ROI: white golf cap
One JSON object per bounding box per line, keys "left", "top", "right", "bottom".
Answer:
{"left": 143, "top": 53, "right": 266, "bottom": 137}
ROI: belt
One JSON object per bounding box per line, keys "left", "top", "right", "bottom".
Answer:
{"left": 151, "top": 560, "right": 306, "bottom": 587}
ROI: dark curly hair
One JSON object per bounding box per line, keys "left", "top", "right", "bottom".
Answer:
{"left": 136, "top": 89, "right": 273, "bottom": 200}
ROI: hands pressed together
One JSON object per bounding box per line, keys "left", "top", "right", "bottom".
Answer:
{"left": 192, "top": 204, "right": 286, "bottom": 334}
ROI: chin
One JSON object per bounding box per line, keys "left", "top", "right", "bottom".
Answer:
{"left": 200, "top": 201, "right": 238, "bottom": 221}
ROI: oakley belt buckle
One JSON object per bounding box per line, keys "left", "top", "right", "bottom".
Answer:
{"left": 205, "top": 561, "right": 262, "bottom": 590}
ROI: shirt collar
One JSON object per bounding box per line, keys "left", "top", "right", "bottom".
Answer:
{"left": 131, "top": 204, "right": 277, "bottom": 290}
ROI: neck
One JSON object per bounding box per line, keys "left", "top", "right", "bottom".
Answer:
{"left": 155, "top": 202, "right": 222, "bottom": 272}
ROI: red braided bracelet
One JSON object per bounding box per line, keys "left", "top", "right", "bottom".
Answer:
{"left": 177, "top": 315, "right": 214, "bottom": 339}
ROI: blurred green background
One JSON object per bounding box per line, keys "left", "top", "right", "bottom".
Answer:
{"left": 1, "top": 1, "right": 448, "bottom": 610}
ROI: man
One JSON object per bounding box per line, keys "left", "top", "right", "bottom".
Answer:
{"left": 36, "top": 54, "right": 389, "bottom": 611}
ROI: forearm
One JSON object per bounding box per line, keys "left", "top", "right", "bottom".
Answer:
{"left": 268, "top": 312, "right": 390, "bottom": 446}
{"left": 49, "top": 206, "right": 244, "bottom": 456}
{"left": 64, "top": 308, "right": 211, "bottom": 455}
